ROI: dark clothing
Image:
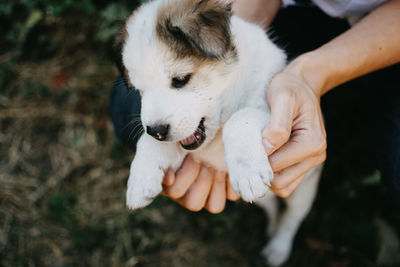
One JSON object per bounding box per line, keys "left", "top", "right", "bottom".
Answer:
{"left": 110, "top": 77, "right": 142, "bottom": 148}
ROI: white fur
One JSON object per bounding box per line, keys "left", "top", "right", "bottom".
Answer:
{"left": 122, "top": 1, "right": 322, "bottom": 265}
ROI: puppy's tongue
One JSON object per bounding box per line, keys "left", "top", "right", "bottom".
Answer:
{"left": 179, "top": 118, "right": 206, "bottom": 150}
{"left": 180, "top": 135, "right": 197, "bottom": 146}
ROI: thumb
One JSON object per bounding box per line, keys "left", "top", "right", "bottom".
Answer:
{"left": 262, "top": 93, "right": 296, "bottom": 155}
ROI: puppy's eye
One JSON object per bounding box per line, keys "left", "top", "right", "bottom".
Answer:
{"left": 171, "top": 74, "right": 191, "bottom": 89}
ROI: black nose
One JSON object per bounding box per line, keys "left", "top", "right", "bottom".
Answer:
{"left": 146, "top": 124, "right": 169, "bottom": 141}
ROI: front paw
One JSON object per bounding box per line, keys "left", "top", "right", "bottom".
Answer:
{"left": 227, "top": 154, "right": 273, "bottom": 202}
{"left": 126, "top": 164, "right": 164, "bottom": 210}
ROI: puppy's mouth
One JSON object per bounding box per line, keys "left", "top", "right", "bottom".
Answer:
{"left": 179, "top": 118, "right": 206, "bottom": 150}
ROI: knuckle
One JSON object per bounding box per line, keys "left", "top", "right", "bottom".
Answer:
{"left": 309, "top": 136, "right": 327, "bottom": 155}
{"left": 276, "top": 189, "right": 291, "bottom": 198}
{"left": 271, "top": 179, "right": 285, "bottom": 191}
{"left": 203, "top": 166, "right": 215, "bottom": 178}
{"left": 214, "top": 173, "right": 226, "bottom": 184}
{"left": 271, "top": 174, "right": 288, "bottom": 190}
{"left": 270, "top": 125, "right": 290, "bottom": 144}
{"left": 168, "top": 187, "right": 186, "bottom": 199}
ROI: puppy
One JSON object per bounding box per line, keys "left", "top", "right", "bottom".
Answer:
{"left": 116, "top": 0, "right": 322, "bottom": 265}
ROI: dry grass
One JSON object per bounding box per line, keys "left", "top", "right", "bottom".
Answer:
{"left": 0, "top": 46, "right": 130, "bottom": 265}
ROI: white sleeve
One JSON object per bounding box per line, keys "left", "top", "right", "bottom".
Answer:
{"left": 282, "top": 0, "right": 389, "bottom": 24}
{"left": 281, "top": 0, "right": 296, "bottom": 5}
{"left": 314, "top": 0, "right": 388, "bottom": 24}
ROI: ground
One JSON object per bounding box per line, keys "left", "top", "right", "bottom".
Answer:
{"left": 0, "top": 1, "right": 399, "bottom": 266}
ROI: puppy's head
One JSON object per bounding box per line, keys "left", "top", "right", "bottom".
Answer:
{"left": 118, "top": 0, "right": 238, "bottom": 150}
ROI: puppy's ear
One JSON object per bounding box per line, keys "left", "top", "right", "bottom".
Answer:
{"left": 157, "top": 0, "right": 233, "bottom": 59}
{"left": 113, "top": 28, "right": 132, "bottom": 89}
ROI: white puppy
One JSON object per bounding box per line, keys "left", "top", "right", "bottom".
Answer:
{"left": 116, "top": 0, "right": 322, "bottom": 265}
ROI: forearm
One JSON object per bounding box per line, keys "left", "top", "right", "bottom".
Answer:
{"left": 232, "top": 0, "right": 281, "bottom": 30}
{"left": 287, "top": 0, "right": 400, "bottom": 96}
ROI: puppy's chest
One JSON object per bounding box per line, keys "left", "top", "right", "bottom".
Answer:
{"left": 191, "top": 130, "right": 227, "bottom": 172}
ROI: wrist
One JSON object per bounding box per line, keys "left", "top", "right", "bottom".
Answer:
{"left": 284, "top": 52, "right": 332, "bottom": 97}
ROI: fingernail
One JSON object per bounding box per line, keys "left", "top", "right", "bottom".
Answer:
{"left": 262, "top": 139, "right": 274, "bottom": 155}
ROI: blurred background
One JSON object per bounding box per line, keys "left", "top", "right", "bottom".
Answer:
{"left": 0, "top": 0, "right": 399, "bottom": 266}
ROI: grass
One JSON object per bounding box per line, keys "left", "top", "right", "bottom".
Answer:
{"left": 0, "top": 1, "right": 399, "bottom": 266}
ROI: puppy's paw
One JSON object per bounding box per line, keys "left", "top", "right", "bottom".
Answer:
{"left": 227, "top": 155, "right": 273, "bottom": 202}
{"left": 126, "top": 165, "right": 163, "bottom": 210}
{"left": 261, "top": 238, "right": 291, "bottom": 267}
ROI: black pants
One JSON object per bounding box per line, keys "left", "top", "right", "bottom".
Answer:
{"left": 110, "top": 6, "right": 400, "bottom": 205}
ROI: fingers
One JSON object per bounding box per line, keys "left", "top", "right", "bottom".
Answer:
{"left": 262, "top": 88, "right": 297, "bottom": 155}
{"left": 268, "top": 128, "right": 327, "bottom": 173}
{"left": 178, "top": 166, "right": 214, "bottom": 211}
{"left": 270, "top": 153, "right": 326, "bottom": 198}
{"left": 165, "top": 154, "right": 201, "bottom": 199}
{"left": 205, "top": 171, "right": 227, "bottom": 214}
{"left": 162, "top": 155, "right": 239, "bottom": 213}
{"left": 162, "top": 164, "right": 237, "bottom": 213}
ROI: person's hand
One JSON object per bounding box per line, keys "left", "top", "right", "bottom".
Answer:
{"left": 161, "top": 154, "right": 240, "bottom": 213}
{"left": 262, "top": 66, "right": 327, "bottom": 198}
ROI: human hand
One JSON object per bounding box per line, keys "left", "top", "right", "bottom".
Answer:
{"left": 161, "top": 154, "right": 240, "bottom": 213}
{"left": 262, "top": 66, "right": 327, "bottom": 198}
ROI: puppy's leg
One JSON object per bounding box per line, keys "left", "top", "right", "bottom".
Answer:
{"left": 223, "top": 107, "right": 273, "bottom": 202}
{"left": 262, "top": 165, "right": 322, "bottom": 267}
{"left": 255, "top": 192, "right": 279, "bottom": 236}
{"left": 126, "top": 134, "right": 186, "bottom": 210}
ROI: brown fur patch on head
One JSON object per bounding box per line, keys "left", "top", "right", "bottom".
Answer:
{"left": 156, "top": 0, "right": 235, "bottom": 60}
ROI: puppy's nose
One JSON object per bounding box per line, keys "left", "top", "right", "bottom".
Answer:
{"left": 146, "top": 124, "right": 169, "bottom": 141}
